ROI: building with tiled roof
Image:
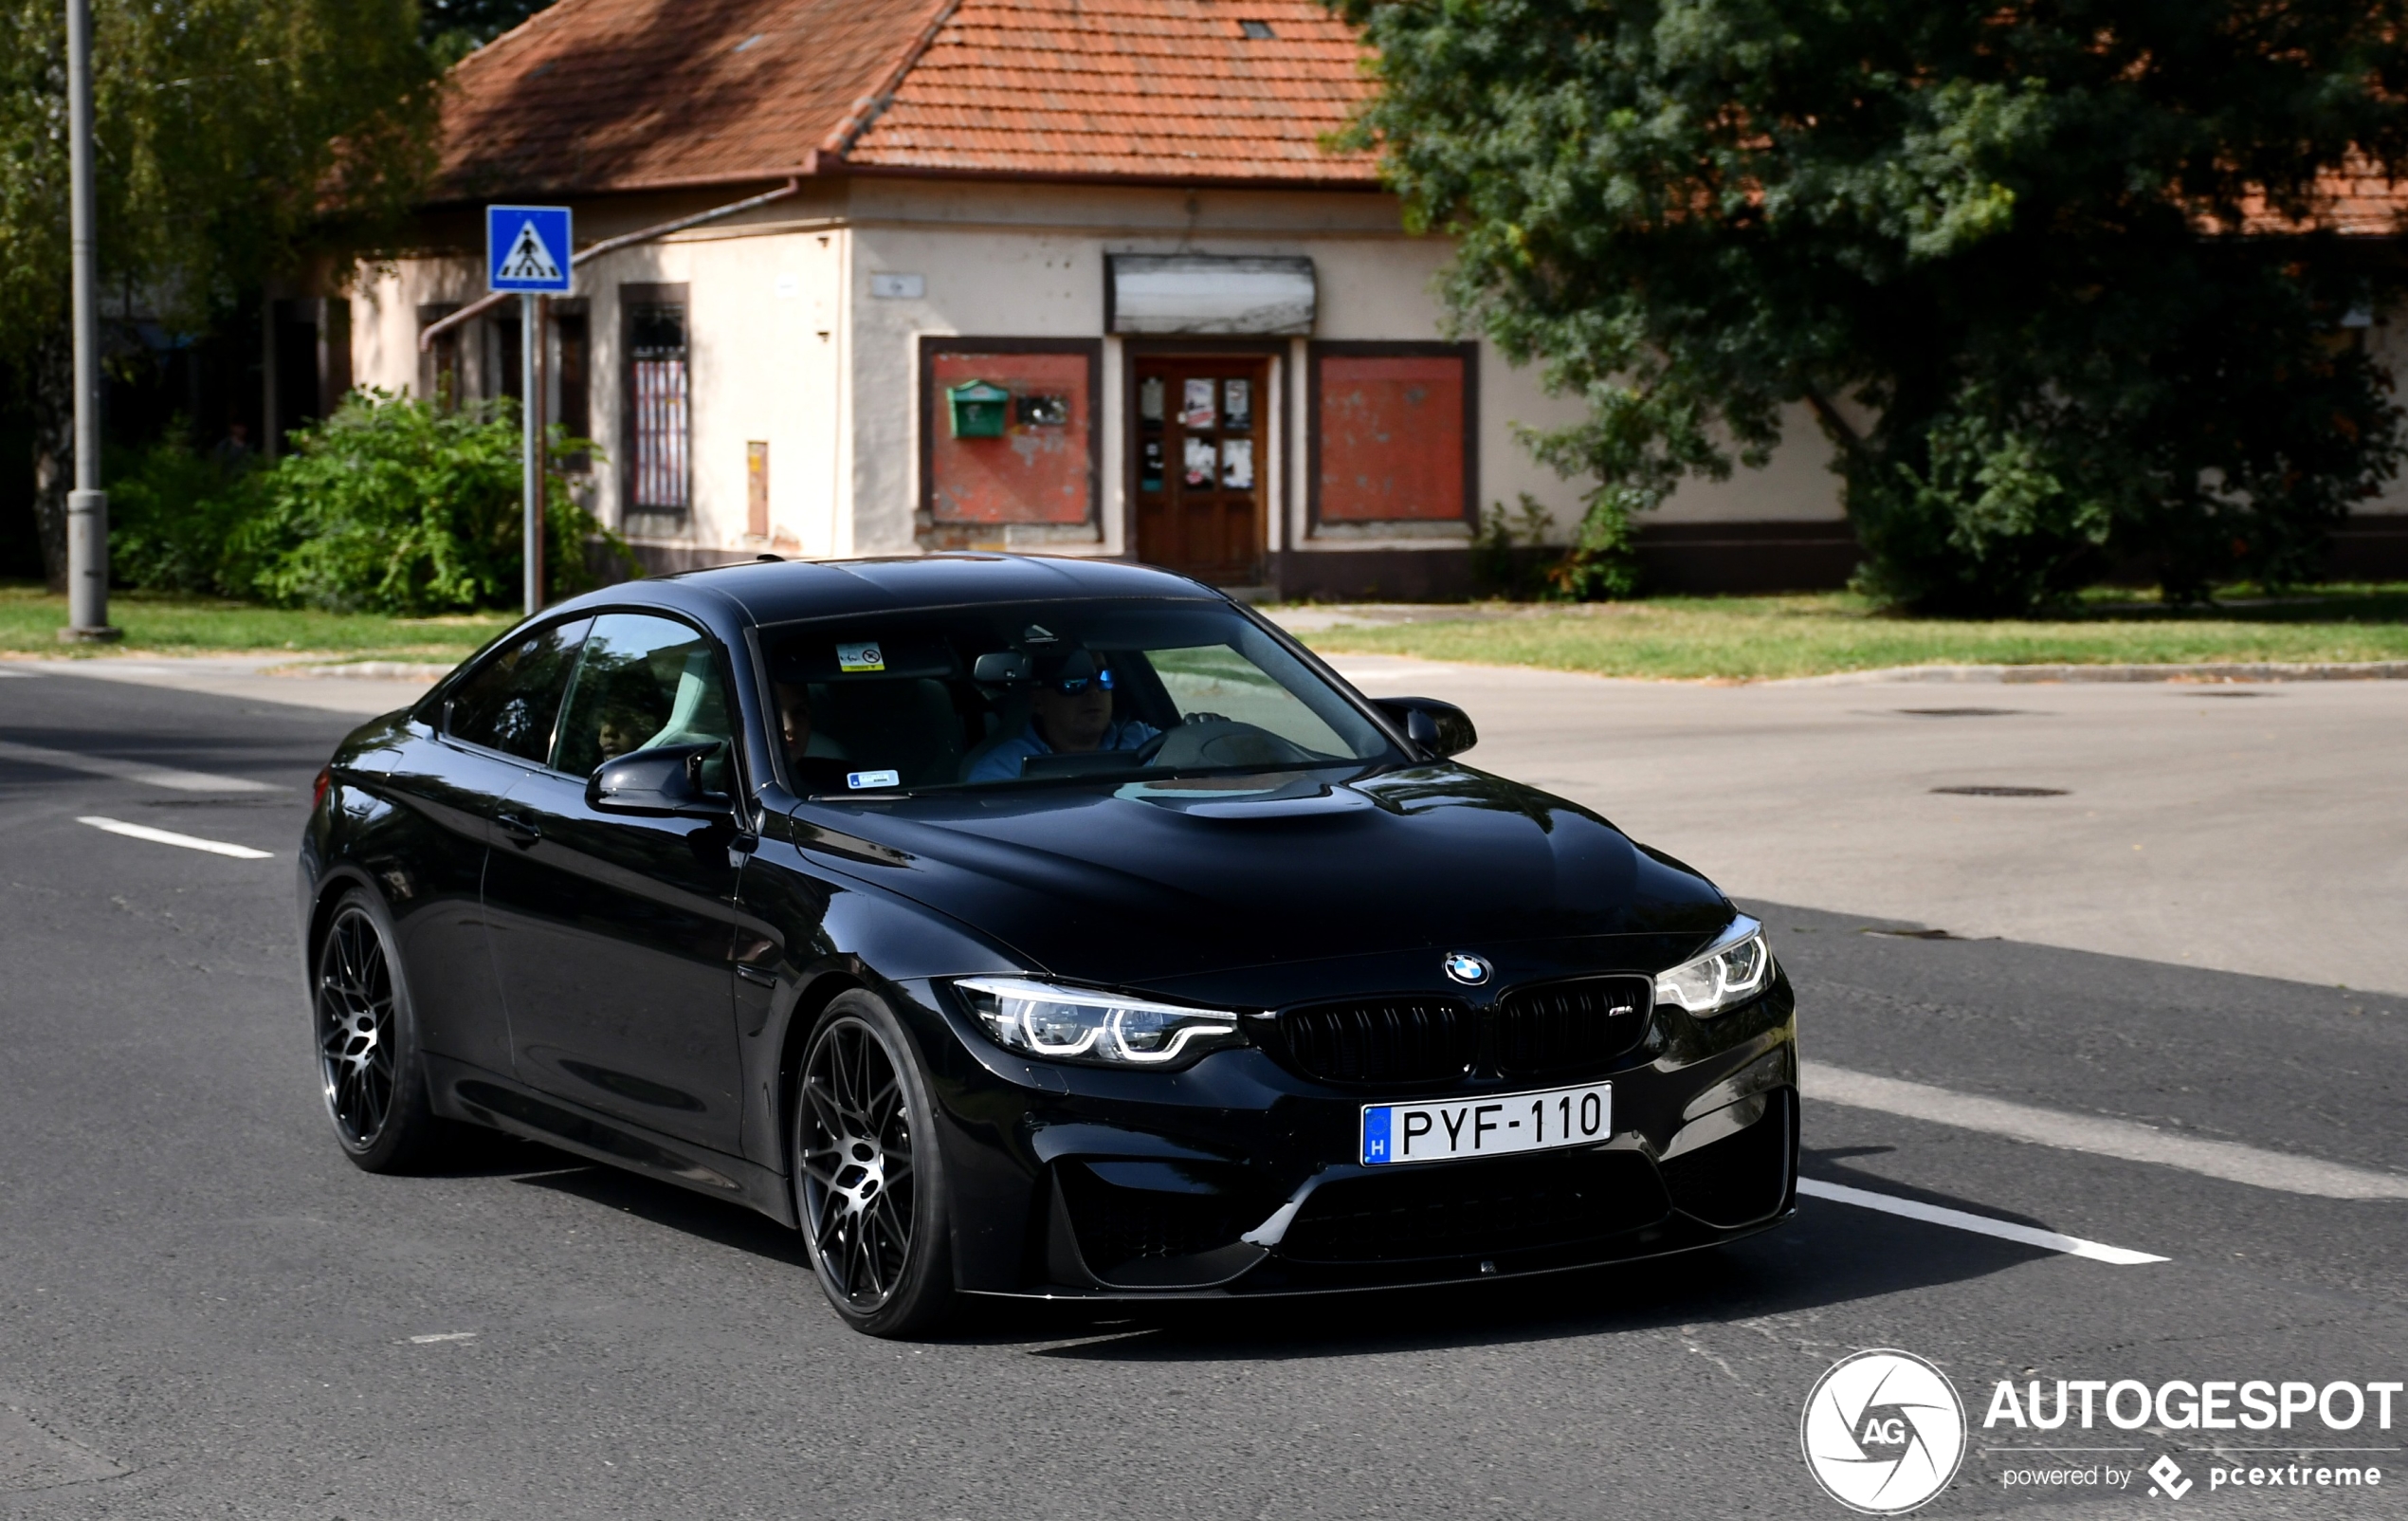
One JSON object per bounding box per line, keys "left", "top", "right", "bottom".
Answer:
{"left": 308, "top": 0, "right": 2407, "bottom": 590}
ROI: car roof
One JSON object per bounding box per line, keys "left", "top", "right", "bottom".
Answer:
{"left": 646, "top": 553, "right": 1227, "bottom": 627}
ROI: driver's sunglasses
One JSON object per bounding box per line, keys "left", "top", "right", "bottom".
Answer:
{"left": 1049, "top": 668, "right": 1114, "bottom": 695}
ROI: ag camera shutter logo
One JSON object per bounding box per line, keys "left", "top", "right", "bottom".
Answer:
{"left": 1801, "top": 1349, "right": 1968, "bottom": 1514}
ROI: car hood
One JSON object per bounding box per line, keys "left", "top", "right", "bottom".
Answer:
{"left": 782, "top": 764, "right": 1733, "bottom": 989}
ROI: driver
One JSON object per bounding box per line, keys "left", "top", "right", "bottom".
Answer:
{"left": 968, "top": 648, "right": 1158, "bottom": 782}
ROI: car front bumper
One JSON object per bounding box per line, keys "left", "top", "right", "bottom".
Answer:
{"left": 898, "top": 973, "right": 1799, "bottom": 1300}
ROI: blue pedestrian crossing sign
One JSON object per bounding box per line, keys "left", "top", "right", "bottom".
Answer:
{"left": 486, "top": 205, "right": 573, "bottom": 294}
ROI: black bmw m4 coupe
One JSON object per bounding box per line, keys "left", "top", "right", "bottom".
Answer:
{"left": 300, "top": 555, "right": 1797, "bottom": 1336}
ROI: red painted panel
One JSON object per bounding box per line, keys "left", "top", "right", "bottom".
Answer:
{"left": 929, "top": 351, "right": 1091, "bottom": 524}
{"left": 1317, "top": 354, "right": 1467, "bottom": 522}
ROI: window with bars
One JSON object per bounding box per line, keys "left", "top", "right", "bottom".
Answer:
{"left": 624, "top": 290, "right": 690, "bottom": 513}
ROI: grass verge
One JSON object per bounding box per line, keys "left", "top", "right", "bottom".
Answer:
{"left": 1287, "top": 586, "right": 2408, "bottom": 681}
{"left": 0, "top": 584, "right": 515, "bottom": 662}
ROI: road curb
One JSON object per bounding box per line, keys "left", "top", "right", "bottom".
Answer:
{"left": 1770, "top": 660, "right": 2408, "bottom": 686}
{"left": 269, "top": 661, "right": 453, "bottom": 682}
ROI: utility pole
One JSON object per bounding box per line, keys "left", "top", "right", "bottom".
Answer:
{"left": 62, "top": 0, "right": 119, "bottom": 642}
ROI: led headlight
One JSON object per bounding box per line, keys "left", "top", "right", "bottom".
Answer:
{"left": 955, "top": 977, "right": 1245, "bottom": 1068}
{"left": 1653, "top": 915, "right": 1774, "bottom": 1017}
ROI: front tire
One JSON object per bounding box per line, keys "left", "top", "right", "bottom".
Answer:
{"left": 794, "top": 991, "right": 955, "bottom": 1337}
{"left": 312, "top": 888, "right": 447, "bottom": 1173}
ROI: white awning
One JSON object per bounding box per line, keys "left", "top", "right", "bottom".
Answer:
{"left": 1106, "top": 255, "right": 1316, "bottom": 336}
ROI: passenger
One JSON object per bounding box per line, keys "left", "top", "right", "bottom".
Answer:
{"left": 774, "top": 681, "right": 856, "bottom": 793}
{"left": 968, "top": 649, "right": 1158, "bottom": 782}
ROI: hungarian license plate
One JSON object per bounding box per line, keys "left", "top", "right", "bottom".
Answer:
{"left": 1359, "top": 1081, "right": 1613, "bottom": 1166}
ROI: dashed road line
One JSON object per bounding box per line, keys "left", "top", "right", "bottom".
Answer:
{"left": 1798, "top": 1178, "right": 2168, "bottom": 1265}
{"left": 0, "top": 737, "right": 276, "bottom": 793}
{"left": 77, "top": 815, "right": 275, "bottom": 860}
{"left": 1802, "top": 1060, "right": 2408, "bottom": 1200}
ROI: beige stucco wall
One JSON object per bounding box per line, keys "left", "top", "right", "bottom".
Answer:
{"left": 350, "top": 199, "right": 851, "bottom": 560}
{"left": 835, "top": 180, "right": 1640, "bottom": 563}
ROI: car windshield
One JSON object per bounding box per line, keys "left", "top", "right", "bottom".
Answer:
{"left": 759, "top": 600, "right": 1397, "bottom": 794}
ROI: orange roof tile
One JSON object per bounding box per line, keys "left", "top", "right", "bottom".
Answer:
{"left": 844, "top": 0, "right": 1379, "bottom": 183}
{"left": 429, "top": 0, "right": 1377, "bottom": 201}
{"left": 2239, "top": 156, "right": 2408, "bottom": 237}
{"left": 429, "top": 0, "right": 948, "bottom": 200}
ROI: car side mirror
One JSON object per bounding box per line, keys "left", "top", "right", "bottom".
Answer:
{"left": 973, "top": 651, "right": 1031, "bottom": 685}
{"left": 1374, "top": 696, "right": 1477, "bottom": 759}
{"left": 587, "top": 741, "right": 734, "bottom": 817}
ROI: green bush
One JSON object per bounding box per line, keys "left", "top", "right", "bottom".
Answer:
{"left": 244, "top": 389, "right": 629, "bottom": 614}
{"left": 108, "top": 425, "right": 266, "bottom": 596}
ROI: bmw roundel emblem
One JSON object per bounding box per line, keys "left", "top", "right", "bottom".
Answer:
{"left": 1442, "top": 951, "right": 1490, "bottom": 986}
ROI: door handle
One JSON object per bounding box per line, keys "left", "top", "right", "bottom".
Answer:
{"left": 495, "top": 810, "right": 541, "bottom": 847}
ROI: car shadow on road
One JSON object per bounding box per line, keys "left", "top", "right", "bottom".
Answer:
{"left": 451, "top": 1137, "right": 2067, "bottom": 1358}
{"left": 500, "top": 1156, "right": 817, "bottom": 1270}
{"left": 1001, "top": 1147, "right": 2061, "bottom": 1362}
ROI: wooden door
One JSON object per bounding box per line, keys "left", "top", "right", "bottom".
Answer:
{"left": 1133, "top": 357, "right": 1267, "bottom": 584}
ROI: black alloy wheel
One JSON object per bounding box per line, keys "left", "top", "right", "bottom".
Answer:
{"left": 794, "top": 993, "right": 953, "bottom": 1336}
{"left": 312, "top": 889, "right": 444, "bottom": 1172}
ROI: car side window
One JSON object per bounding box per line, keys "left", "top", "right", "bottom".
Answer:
{"left": 444, "top": 617, "right": 592, "bottom": 763}
{"left": 552, "top": 613, "right": 739, "bottom": 792}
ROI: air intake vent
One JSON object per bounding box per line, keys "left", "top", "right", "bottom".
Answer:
{"left": 1274, "top": 997, "right": 1474, "bottom": 1086}
{"left": 1281, "top": 1149, "right": 1669, "bottom": 1264}
{"left": 1493, "top": 974, "right": 1652, "bottom": 1078}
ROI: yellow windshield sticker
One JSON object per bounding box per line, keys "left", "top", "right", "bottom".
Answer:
{"left": 837, "top": 641, "right": 885, "bottom": 673}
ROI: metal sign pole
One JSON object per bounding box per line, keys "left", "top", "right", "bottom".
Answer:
{"left": 522, "top": 295, "right": 540, "bottom": 616}
{"left": 487, "top": 204, "right": 570, "bottom": 618}
{"left": 62, "top": 0, "right": 119, "bottom": 642}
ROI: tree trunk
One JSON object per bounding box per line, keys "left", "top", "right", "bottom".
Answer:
{"left": 29, "top": 321, "right": 73, "bottom": 593}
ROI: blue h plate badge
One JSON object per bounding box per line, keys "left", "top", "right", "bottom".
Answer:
{"left": 1361, "top": 1106, "right": 1393, "bottom": 1164}
{"left": 486, "top": 205, "right": 574, "bottom": 295}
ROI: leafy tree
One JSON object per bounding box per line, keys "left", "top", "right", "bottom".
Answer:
{"left": 245, "top": 389, "right": 626, "bottom": 614}
{"left": 0, "top": 0, "right": 439, "bottom": 588}
{"left": 422, "top": 0, "right": 556, "bottom": 67}
{"left": 1337, "top": 0, "right": 2408, "bottom": 610}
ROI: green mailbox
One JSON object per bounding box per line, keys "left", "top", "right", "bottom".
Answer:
{"left": 946, "top": 379, "right": 1012, "bottom": 439}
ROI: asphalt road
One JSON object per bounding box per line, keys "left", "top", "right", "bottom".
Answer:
{"left": 1, "top": 667, "right": 2403, "bottom": 1520}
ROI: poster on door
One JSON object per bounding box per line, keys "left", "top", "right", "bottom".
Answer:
{"left": 1224, "top": 379, "right": 1252, "bottom": 431}
{"left": 1220, "top": 437, "right": 1254, "bottom": 490}
{"left": 1180, "top": 378, "right": 1217, "bottom": 430}
{"left": 1182, "top": 436, "right": 1216, "bottom": 486}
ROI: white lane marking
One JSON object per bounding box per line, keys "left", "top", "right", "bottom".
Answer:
{"left": 77, "top": 815, "right": 274, "bottom": 859}
{"left": 0, "top": 737, "right": 276, "bottom": 793}
{"left": 406, "top": 1331, "right": 478, "bottom": 1345}
{"left": 1798, "top": 1179, "right": 2167, "bottom": 1265}
{"left": 1802, "top": 1060, "right": 2408, "bottom": 1200}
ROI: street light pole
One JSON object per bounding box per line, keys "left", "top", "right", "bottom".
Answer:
{"left": 62, "top": 0, "right": 118, "bottom": 642}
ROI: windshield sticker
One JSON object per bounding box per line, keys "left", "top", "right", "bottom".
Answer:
{"left": 846, "top": 769, "right": 902, "bottom": 790}
{"left": 836, "top": 641, "right": 885, "bottom": 673}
